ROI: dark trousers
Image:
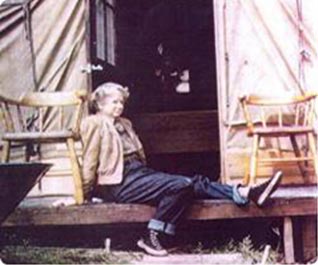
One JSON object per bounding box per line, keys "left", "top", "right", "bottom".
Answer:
{"left": 94, "top": 160, "right": 247, "bottom": 235}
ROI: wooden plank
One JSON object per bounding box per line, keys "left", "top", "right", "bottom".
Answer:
{"left": 189, "top": 198, "right": 317, "bottom": 220}
{"left": 273, "top": 185, "right": 318, "bottom": 198}
{"left": 2, "top": 197, "right": 317, "bottom": 227}
{"left": 131, "top": 110, "right": 219, "bottom": 154}
{"left": 301, "top": 216, "right": 317, "bottom": 262}
{"left": 284, "top": 217, "right": 295, "bottom": 264}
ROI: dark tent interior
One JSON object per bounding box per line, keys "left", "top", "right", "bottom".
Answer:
{"left": 89, "top": 0, "right": 219, "bottom": 179}
{"left": 116, "top": 0, "right": 217, "bottom": 113}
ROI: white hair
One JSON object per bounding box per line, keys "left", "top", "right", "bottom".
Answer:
{"left": 89, "top": 82, "right": 130, "bottom": 113}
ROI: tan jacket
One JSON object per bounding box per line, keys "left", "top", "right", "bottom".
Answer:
{"left": 80, "top": 114, "right": 145, "bottom": 199}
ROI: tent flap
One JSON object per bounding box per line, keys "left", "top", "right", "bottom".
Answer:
{"left": 215, "top": 0, "right": 318, "bottom": 182}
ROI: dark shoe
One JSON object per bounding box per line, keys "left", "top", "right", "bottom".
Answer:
{"left": 137, "top": 230, "right": 168, "bottom": 256}
{"left": 249, "top": 171, "right": 283, "bottom": 207}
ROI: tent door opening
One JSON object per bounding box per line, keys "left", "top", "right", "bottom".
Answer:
{"left": 87, "top": 0, "right": 220, "bottom": 180}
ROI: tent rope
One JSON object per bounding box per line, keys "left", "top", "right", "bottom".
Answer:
{"left": 296, "top": 0, "right": 317, "bottom": 123}
{"left": 23, "top": 0, "right": 38, "bottom": 91}
{"left": 296, "top": 0, "right": 305, "bottom": 95}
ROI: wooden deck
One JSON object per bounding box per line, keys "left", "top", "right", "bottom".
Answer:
{"left": 2, "top": 189, "right": 317, "bottom": 226}
{"left": 1, "top": 186, "right": 317, "bottom": 263}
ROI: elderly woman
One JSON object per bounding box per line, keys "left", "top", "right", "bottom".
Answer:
{"left": 80, "top": 82, "right": 282, "bottom": 256}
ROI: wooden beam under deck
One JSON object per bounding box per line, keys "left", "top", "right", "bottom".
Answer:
{"left": 2, "top": 197, "right": 317, "bottom": 227}
{"left": 2, "top": 189, "right": 316, "bottom": 264}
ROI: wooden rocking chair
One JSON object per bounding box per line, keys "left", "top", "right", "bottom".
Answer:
{"left": 0, "top": 90, "right": 87, "bottom": 204}
{"left": 239, "top": 92, "right": 318, "bottom": 185}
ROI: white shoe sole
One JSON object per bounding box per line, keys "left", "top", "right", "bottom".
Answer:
{"left": 257, "top": 171, "right": 283, "bottom": 206}
{"left": 137, "top": 239, "right": 168, "bottom": 256}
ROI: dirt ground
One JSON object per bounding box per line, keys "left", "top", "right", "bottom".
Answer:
{"left": 0, "top": 219, "right": 283, "bottom": 264}
{"left": 0, "top": 242, "right": 279, "bottom": 264}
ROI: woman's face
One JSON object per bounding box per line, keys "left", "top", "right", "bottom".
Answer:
{"left": 99, "top": 92, "right": 125, "bottom": 118}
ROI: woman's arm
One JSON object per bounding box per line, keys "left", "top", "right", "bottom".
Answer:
{"left": 80, "top": 118, "right": 101, "bottom": 201}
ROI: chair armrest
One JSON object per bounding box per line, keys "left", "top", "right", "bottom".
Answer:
{"left": 0, "top": 93, "right": 22, "bottom": 105}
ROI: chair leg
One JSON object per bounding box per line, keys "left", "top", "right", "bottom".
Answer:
{"left": 249, "top": 134, "right": 260, "bottom": 185}
{"left": 308, "top": 133, "right": 318, "bottom": 179}
{"left": 243, "top": 156, "right": 250, "bottom": 185}
{"left": 290, "top": 135, "right": 307, "bottom": 179}
{"left": 2, "top": 140, "right": 10, "bottom": 162}
{"left": 66, "top": 138, "right": 84, "bottom": 204}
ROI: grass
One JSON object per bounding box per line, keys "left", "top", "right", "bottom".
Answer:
{"left": 170, "top": 235, "right": 282, "bottom": 264}
{"left": 0, "top": 246, "right": 142, "bottom": 264}
{"left": 0, "top": 235, "right": 282, "bottom": 264}
{"left": 211, "top": 236, "right": 281, "bottom": 264}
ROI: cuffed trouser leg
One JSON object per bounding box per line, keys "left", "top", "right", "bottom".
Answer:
{"left": 148, "top": 218, "right": 176, "bottom": 235}
{"left": 232, "top": 184, "right": 249, "bottom": 205}
{"left": 148, "top": 180, "right": 193, "bottom": 235}
{"left": 107, "top": 160, "right": 194, "bottom": 235}
{"left": 192, "top": 175, "right": 248, "bottom": 205}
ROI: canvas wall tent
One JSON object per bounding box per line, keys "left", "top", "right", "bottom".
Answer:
{"left": 0, "top": 0, "right": 317, "bottom": 199}
{"left": 0, "top": 0, "right": 88, "bottom": 97}
{"left": 214, "top": 0, "right": 318, "bottom": 184}
{"left": 0, "top": 0, "right": 89, "bottom": 195}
